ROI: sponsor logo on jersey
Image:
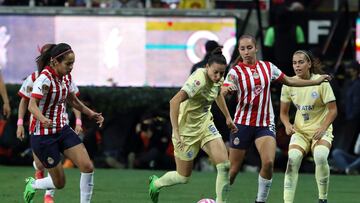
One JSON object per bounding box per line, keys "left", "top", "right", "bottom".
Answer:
{"left": 208, "top": 124, "right": 218, "bottom": 135}
{"left": 42, "top": 85, "right": 49, "bottom": 94}
{"left": 187, "top": 151, "right": 193, "bottom": 159}
{"left": 26, "top": 86, "right": 33, "bottom": 93}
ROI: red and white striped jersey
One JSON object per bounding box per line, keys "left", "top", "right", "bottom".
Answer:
{"left": 30, "top": 67, "right": 77, "bottom": 135}
{"left": 224, "top": 60, "right": 285, "bottom": 127}
{"left": 18, "top": 70, "right": 80, "bottom": 99}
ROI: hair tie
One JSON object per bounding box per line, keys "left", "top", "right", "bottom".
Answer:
{"left": 295, "top": 50, "right": 311, "bottom": 62}
{"left": 53, "top": 49, "right": 73, "bottom": 59}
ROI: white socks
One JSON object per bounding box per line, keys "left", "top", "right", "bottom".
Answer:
{"left": 256, "top": 175, "right": 272, "bottom": 202}
{"left": 80, "top": 172, "right": 94, "bottom": 203}
{"left": 32, "top": 176, "right": 55, "bottom": 190}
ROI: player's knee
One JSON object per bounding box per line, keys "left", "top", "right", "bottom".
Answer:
{"left": 262, "top": 159, "right": 274, "bottom": 171}
{"left": 80, "top": 161, "right": 94, "bottom": 173}
{"left": 286, "top": 149, "right": 303, "bottom": 173}
{"left": 53, "top": 178, "right": 66, "bottom": 189}
{"left": 313, "top": 145, "right": 329, "bottom": 165}
{"left": 175, "top": 172, "right": 190, "bottom": 184}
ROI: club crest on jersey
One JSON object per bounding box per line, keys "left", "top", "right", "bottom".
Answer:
{"left": 47, "top": 157, "right": 54, "bottom": 165}
{"left": 233, "top": 137, "right": 240, "bottom": 145}
{"left": 253, "top": 71, "right": 259, "bottom": 79}
{"left": 311, "top": 91, "right": 319, "bottom": 99}
{"left": 42, "top": 85, "right": 49, "bottom": 94}
{"left": 194, "top": 80, "right": 201, "bottom": 86}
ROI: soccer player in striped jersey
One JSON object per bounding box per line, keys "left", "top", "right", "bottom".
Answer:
{"left": 222, "top": 35, "right": 331, "bottom": 203}
{"left": 23, "top": 43, "right": 104, "bottom": 203}
{"left": 17, "top": 44, "right": 83, "bottom": 203}
{"left": 280, "top": 50, "right": 337, "bottom": 203}
{"left": 149, "top": 48, "right": 238, "bottom": 203}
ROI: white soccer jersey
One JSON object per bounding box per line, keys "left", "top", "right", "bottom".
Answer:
{"left": 30, "top": 67, "right": 77, "bottom": 135}
{"left": 224, "top": 60, "right": 284, "bottom": 126}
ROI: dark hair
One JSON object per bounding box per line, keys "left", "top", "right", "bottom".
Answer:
{"left": 207, "top": 47, "right": 227, "bottom": 66}
{"left": 36, "top": 44, "right": 56, "bottom": 72}
{"left": 293, "top": 50, "right": 324, "bottom": 74}
{"left": 50, "top": 43, "right": 72, "bottom": 62}
{"left": 36, "top": 43, "right": 73, "bottom": 72}
{"left": 231, "top": 34, "right": 257, "bottom": 67}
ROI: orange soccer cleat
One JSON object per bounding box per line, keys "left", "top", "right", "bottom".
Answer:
{"left": 44, "top": 194, "right": 54, "bottom": 203}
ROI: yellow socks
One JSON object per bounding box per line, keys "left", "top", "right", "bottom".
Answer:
{"left": 314, "top": 145, "right": 330, "bottom": 200}
{"left": 154, "top": 171, "right": 189, "bottom": 189}
{"left": 284, "top": 149, "right": 303, "bottom": 203}
{"left": 216, "top": 161, "right": 230, "bottom": 203}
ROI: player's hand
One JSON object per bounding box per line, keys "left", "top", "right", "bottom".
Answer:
{"left": 285, "top": 124, "right": 295, "bottom": 136}
{"left": 40, "top": 117, "right": 52, "bottom": 128}
{"left": 16, "top": 125, "right": 25, "bottom": 140}
{"left": 2, "top": 102, "right": 10, "bottom": 119}
{"left": 173, "top": 131, "right": 184, "bottom": 151}
{"left": 74, "top": 124, "right": 83, "bottom": 134}
{"left": 317, "top": 74, "right": 332, "bottom": 84}
{"left": 313, "top": 127, "right": 326, "bottom": 140}
{"left": 91, "top": 112, "right": 104, "bottom": 127}
{"left": 226, "top": 117, "right": 238, "bottom": 134}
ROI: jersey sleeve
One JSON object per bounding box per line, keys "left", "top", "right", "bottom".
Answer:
{"left": 224, "top": 68, "right": 239, "bottom": 87}
{"left": 270, "top": 62, "right": 285, "bottom": 81}
{"left": 18, "top": 75, "right": 34, "bottom": 99}
{"left": 70, "top": 80, "right": 80, "bottom": 96}
{"left": 31, "top": 74, "right": 51, "bottom": 99}
{"left": 320, "top": 82, "right": 336, "bottom": 104}
{"left": 181, "top": 69, "right": 206, "bottom": 98}
{"left": 280, "top": 85, "right": 292, "bottom": 103}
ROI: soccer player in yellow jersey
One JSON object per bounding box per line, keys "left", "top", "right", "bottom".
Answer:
{"left": 148, "top": 48, "right": 238, "bottom": 203}
{"left": 280, "top": 50, "right": 337, "bottom": 203}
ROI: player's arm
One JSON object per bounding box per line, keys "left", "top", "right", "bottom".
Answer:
{"left": 281, "top": 75, "right": 331, "bottom": 87}
{"left": 169, "top": 90, "right": 188, "bottom": 147}
{"left": 67, "top": 92, "right": 103, "bottom": 127}
{"left": 280, "top": 101, "right": 295, "bottom": 136}
{"left": 313, "top": 101, "right": 337, "bottom": 140}
{"left": 72, "top": 108, "right": 83, "bottom": 134}
{"left": 16, "top": 97, "right": 29, "bottom": 140}
{"left": 0, "top": 72, "right": 10, "bottom": 118}
{"left": 28, "top": 97, "right": 52, "bottom": 128}
{"left": 215, "top": 93, "right": 237, "bottom": 133}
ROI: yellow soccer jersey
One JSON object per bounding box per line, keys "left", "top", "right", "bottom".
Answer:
{"left": 179, "top": 68, "right": 223, "bottom": 136}
{"left": 280, "top": 74, "right": 336, "bottom": 136}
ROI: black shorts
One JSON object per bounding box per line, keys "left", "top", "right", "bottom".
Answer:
{"left": 229, "top": 124, "right": 275, "bottom": 150}
{"left": 31, "top": 125, "right": 81, "bottom": 169}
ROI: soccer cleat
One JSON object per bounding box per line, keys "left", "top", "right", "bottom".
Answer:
{"left": 149, "top": 175, "right": 160, "bottom": 203}
{"left": 24, "top": 177, "right": 36, "bottom": 203}
{"left": 44, "top": 194, "right": 54, "bottom": 203}
{"left": 35, "top": 170, "right": 44, "bottom": 179}
{"left": 319, "top": 199, "right": 327, "bottom": 203}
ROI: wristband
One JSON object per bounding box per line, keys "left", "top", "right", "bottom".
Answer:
{"left": 76, "top": 118, "right": 82, "bottom": 126}
{"left": 17, "top": 118, "right": 24, "bottom": 126}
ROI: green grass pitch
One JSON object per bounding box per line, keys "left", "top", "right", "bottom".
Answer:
{"left": 0, "top": 166, "right": 359, "bottom": 203}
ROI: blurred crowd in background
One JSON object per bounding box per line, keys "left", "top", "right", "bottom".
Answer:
{"left": 0, "top": 0, "right": 359, "bottom": 176}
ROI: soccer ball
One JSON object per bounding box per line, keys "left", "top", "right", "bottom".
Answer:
{"left": 197, "top": 199, "right": 216, "bottom": 203}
